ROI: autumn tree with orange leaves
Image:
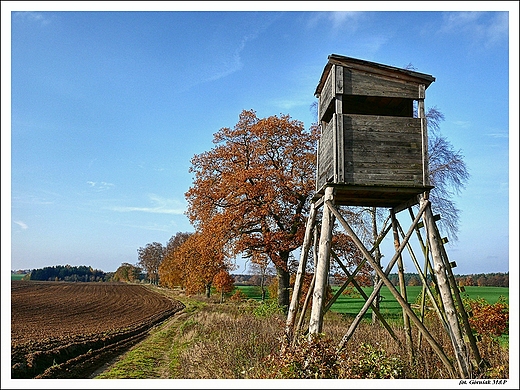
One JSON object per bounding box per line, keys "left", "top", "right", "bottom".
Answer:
{"left": 173, "top": 230, "right": 228, "bottom": 297}
{"left": 213, "top": 269, "right": 236, "bottom": 303}
{"left": 159, "top": 232, "right": 192, "bottom": 289}
{"left": 185, "top": 109, "right": 318, "bottom": 309}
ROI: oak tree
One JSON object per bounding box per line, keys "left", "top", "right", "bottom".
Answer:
{"left": 113, "top": 262, "right": 141, "bottom": 283}
{"left": 186, "top": 109, "right": 318, "bottom": 309}
{"left": 159, "top": 232, "right": 192, "bottom": 289}
{"left": 137, "top": 242, "right": 164, "bottom": 285}
{"left": 177, "top": 229, "right": 227, "bottom": 297}
{"left": 213, "top": 269, "right": 236, "bottom": 303}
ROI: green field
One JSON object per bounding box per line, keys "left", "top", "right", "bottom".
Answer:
{"left": 235, "top": 285, "right": 270, "bottom": 299}
{"left": 11, "top": 274, "right": 27, "bottom": 281}
{"left": 329, "top": 285, "right": 508, "bottom": 317}
{"left": 236, "top": 284, "right": 508, "bottom": 317}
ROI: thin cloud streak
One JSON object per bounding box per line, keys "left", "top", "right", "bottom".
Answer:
{"left": 13, "top": 221, "right": 28, "bottom": 230}
{"left": 109, "top": 194, "right": 186, "bottom": 215}
{"left": 110, "top": 205, "right": 185, "bottom": 215}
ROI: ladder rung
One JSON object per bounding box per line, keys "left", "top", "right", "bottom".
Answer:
{"left": 417, "top": 214, "right": 441, "bottom": 229}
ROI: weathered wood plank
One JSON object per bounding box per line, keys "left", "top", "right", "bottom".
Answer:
{"left": 342, "top": 174, "right": 422, "bottom": 187}
{"left": 343, "top": 68, "right": 422, "bottom": 99}
{"left": 319, "top": 69, "right": 334, "bottom": 122}
{"left": 317, "top": 120, "right": 334, "bottom": 189}
{"left": 339, "top": 113, "right": 423, "bottom": 186}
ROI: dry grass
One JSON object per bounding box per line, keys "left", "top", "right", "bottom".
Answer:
{"left": 171, "top": 296, "right": 508, "bottom": 379}
{"left": 97, "top": 287, "right": 508, "bottom": 380}
{"left": 175, "top": 302, "right": 285, "bottom": 378}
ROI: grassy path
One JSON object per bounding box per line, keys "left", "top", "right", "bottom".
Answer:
{"left": 94, "top": 288, "right": 204, "bottom": 379}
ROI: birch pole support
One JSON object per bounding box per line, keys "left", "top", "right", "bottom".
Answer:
{"left": 422, "top": 198, "right": 471, "bottom": 378}
{"left": 391, "top": 210, "right": 413, "bottom": 360}
{"left": 285, "top": 203, "right": 317, "bottom": 344}
{"left": 308, "top": 186, "right": 335, "bottom": 335}
{"left": 430, "top": 218, "right": 484, "bottom": 370}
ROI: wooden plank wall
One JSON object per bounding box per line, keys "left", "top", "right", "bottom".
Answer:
{"left": 319, "top": 69, "right": 334, "bottom": 122}
{"left": 315, "top": 63, "right": 428, "bottom": 191}
{"left": 343, "top": 68, "right": 421, "bottom": 99}
{"left": 316, "top": 119, "right": 335, "bottom": 189}
{"left": 342, "top": 114, "right": 423, "bottom": 186}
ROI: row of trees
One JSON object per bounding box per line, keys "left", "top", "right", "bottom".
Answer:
{"left": 233, "top": 272, "right": 508, "bottom": 288}
{"left": 27, "top": 265, "right": 108, "bottom": 282}
{"left": 456, "top": 273, "right": 509, "bottom": 287}
{"left": 136, "top": 232, "right": 236, "bottom": 299}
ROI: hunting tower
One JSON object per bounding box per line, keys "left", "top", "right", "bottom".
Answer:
{"left": 315, "top": 54, "right": 434, "bottom": 207}
{"left": 285, "top": 54, "right": 483, "bottom": 379}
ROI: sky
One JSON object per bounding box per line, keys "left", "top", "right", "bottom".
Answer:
{"left": 2, "top": 2, "right": 518, "bottom": 281}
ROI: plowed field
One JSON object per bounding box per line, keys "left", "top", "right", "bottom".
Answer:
{"left": 11, "top": 281, "right": 184, "bottom": 379}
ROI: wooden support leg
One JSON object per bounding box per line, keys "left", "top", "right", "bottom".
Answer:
{"left": 422, "top": 198, "right": 471, "bottom": 378}
{"left": 308, "top": 186, "right": 335, "bottom": 336}
{"left": 391, "top": 209, "right": 413, "bottom": 360}
{"left": 285, "top": 203, "right": 317, "bottom": 344}
{"left": 433, "top": 221, "right": 485, "bottom": 371}
{"left": 394, "top": 217, "right": 451, "bottom": 336}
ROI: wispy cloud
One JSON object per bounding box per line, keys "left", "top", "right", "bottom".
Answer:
{"left": 11, "top": 193, "right": 54, "bottom": 206}
{"left": 13, "top": 220, "right": 28, "bottom": 230}
{"left": 182, "top": 14, "right": 280, "bottom": 89}
{"left": 307, "top": 11, "right": 364, "bottom": 34}
{"left": 204, "top": 34, "right": 254, "bottom": 83}
{"left": 270, "top": 96, "right": 310, "bottom": 111}
{"left": 453, "top": 120, "right": 472, "bottom": 129}
{"left": 12, "top": 11, "right": 53, "bottom": 26}
{"left": 87, "top": 181, "right": 115, "bottom": 191}
{"left": 109, "top": 194, "right": 186, "bottom": 215}
{"left": 439, "top": 12, "right": 508, "bottom": 49}
{"left": 486, "top": 132, "right": 509, "bottom": 139}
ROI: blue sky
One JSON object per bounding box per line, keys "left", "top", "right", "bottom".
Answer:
{"left": 3, "top": 3, "right": 518, "bottom": 280}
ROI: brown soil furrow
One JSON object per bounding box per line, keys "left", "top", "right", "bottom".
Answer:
{"left": 11, "top": 281, "right": 184, "bottom": 378}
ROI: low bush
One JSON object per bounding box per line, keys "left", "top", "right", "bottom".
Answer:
{"left": 464, "top": 295, "right": 509, "bottom": 338}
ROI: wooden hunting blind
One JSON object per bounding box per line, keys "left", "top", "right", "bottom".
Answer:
{"left": 285, "top": 55, "right": 483, "bottom": 379}
{"left": 315, "top": 54, "right": 436, "bottom": 208}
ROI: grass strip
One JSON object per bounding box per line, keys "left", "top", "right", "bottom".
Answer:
{"left": 95, "top": 291, "right": 203, "bottom": 379}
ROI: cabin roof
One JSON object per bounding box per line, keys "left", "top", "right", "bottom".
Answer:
{"left": 315, "top": 54, "right": 436, "bottom": 97}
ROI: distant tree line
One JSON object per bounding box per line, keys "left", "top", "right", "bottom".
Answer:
{"left": 386, "top": 272, "right": 507, "bottom": 288}
{"left": 455, "top": 272, "right": 508, "bottom": 287}
{"left": 27, "top": 265, "right": 110, "bottom": 282}
{"left": 232, "top": 272, "right": 509, "bottom": 288}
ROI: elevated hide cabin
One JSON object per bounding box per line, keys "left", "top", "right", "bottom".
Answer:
{"left": 315, "top": 54, "right": 436, "bottom": 208}
{"left": 286, "top": 55, "right": 482, "bottom": 378}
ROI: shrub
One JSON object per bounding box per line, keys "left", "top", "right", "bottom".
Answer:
{"left": 338, "top": 343, "right": 405, "bottom": 379}
{"left": 229, "top": 289, "right": 247, "bottom": 302}
{"left": 260, "top": 334, "right": 339, "bottom": 379}
{"left": 251, "top": 299, "right": 284, "bottom": 318}
{"left": 257, "top": 335, "right": 405, "bottom": 379}
{"left": 464, "top": 296, "right": 509, "bottom": 338}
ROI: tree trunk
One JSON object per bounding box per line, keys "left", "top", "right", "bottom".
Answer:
{"left": 205, "top": 283, "right": 211, "bottom": 298}
{"left": 276, "top": 254, "right": 290, "bottom": 312}
{"left": 260, "top": 272, "right": 266, "bottom": 301}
